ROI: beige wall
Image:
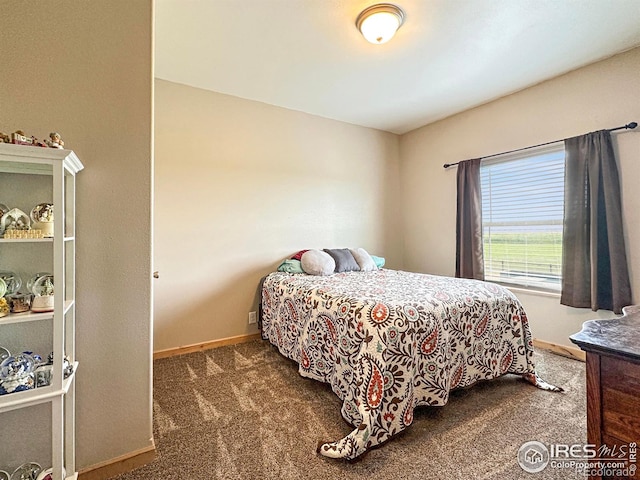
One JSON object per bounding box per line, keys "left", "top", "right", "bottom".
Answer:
{"left": 154, "top": 79, "right": 401, "bottom": 351}
{"left": 400, "top": 47, "right": 640, "bottom": 347}
{"left": 0, "top": 0, "right": 153, "bottom": 471}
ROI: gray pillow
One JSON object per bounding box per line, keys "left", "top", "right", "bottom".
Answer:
{"left": 301, "top": 249, "right": 335, "bottom": 276}
{"left": 323, "top": 248, "right": 360, "bottom": 273}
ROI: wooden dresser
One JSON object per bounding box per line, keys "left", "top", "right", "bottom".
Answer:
{"left": 570, "top": 307, "right": 640, "bottom": 480}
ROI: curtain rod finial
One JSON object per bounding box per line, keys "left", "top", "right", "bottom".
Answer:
{"left": 627, "top": 122, "right": 638, "bottom": 129}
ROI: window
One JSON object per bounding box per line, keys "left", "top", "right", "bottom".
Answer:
{"left": 480, "top": 143, "right": 565, "bottom": 291}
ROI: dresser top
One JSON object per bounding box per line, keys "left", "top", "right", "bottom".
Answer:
{"left": 570, "top": 308, "right": 640, "bottom": 361}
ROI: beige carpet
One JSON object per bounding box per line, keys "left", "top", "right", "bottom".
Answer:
{"left": 111, "top": 340, "right": 586, "bottom": 480}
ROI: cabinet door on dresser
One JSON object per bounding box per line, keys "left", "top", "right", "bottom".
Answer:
{"left": 601, "top": 356, "right": 640, "bottom": 444}
{"left": 599, "top": 355, "right": 640, "bottom": 480}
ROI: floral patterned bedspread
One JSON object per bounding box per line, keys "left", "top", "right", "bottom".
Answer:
{"left": 260, "top": 269, "right": 543, "bottom": 460}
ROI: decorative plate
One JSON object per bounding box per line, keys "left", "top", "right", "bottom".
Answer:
{"left": 0, "top": 276, "right": 6, "bottom": 298}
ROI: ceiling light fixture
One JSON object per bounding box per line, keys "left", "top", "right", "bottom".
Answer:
{"left": 356, "top": 3, "right": 405, "bottom": 45}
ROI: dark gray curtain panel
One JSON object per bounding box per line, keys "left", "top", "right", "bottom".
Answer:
{"left": 455, "top": 158, "right": 484, "bottom": 280}
{"left": 561, "top": 130, "right": 631, "bottom": 314}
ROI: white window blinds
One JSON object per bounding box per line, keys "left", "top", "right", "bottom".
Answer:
{"left": 480, "top": 143, "right": 565, "bottom": 291}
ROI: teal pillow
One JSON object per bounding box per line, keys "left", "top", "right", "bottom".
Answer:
{"left": 370, "top": 255, "right": 385, "bottom": 268}
{"left": 277, "top": 259, "right": 305, "bottom": 274}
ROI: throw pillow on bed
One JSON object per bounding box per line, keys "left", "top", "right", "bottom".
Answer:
{"left": 324, "top": 248, "right": 360, "bottom": 272}
{"left": 371, "top": 255, "right": 385, "bottom": 268}
{"left": 290, "top": 249, "right": 309, "bottom": 261}
{"left": 277, "top": 259, "right": 305, "bottom": 274}
{"left": 349, "top": 247, "right": 377, "bottom": 271}
{"left": 301, "top": 249, "right": 336, "bottom": 276}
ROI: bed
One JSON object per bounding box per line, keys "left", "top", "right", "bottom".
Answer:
{"left": 260, "top": 268, "right": 560, "bottom": 460}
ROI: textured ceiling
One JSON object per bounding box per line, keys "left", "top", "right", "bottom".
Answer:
{"left": 155, "top": 0, "right": 640, "bottom": 134}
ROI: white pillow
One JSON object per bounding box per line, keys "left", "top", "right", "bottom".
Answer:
{"left": 301, "top": 249, "right": 336, "bottom": 276}
{"left": 349, "top": 247, "right": 377, "bottom": 271}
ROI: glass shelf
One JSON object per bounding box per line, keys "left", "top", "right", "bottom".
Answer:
{"left": 0, "top": 362, "right": 78, "bottom": 413}
{"left": 0, "top": 238, "right": 53, "bottom": 243}
{"left": 0, "top": 300, "right": 73, "bottom": 326}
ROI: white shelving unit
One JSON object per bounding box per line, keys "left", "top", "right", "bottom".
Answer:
{"left": 0, "top": 143, "right": 83, "bottom": 480}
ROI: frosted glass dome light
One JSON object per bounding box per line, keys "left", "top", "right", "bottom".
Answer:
{"left": 356, "top": 3, "right": 405, "bottom": 44}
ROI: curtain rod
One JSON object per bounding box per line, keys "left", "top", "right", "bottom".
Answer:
{"left": 442, "top": 121, "right": 638, "bottom": 169}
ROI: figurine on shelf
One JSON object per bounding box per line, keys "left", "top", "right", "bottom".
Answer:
{"left": 0, "top": 207, "right": 30, "bottom": 236}
{"left": 30, "top": 203, "right": 54, "bottom": 237}
{"left": 46, "top": 132, "right": 64, "bottom": 149}
{"left": 64, "top": 355, "right": 74, "bottom": 378}
{"left": 31, "top": 276, "right": 54, "bottom": 313}
{"left": 11, "top": 130, "right": 34, "bottom": 146}
{"left": 30, "top": 202, "right": 53, "bottom": 222}
{"left": 46, "top": 352, "right": 74, "bottom": 378}
{"left": 0, "top": 276, "right": 6, "bottom": 318}
{"left": 42, "top": 277, "right": 53, "bottom": 295}
{"left": 35, "top": 364, "right": 52, "bottom": 387}
{"left": 7, "top": 293, "right": 31, "bottom": 313}
{"left": 32, "top": 137, "right": 49, "bottom": 148}
{"left": 0, "top": 352, "right": 36, "bottom": 394}
{"left": 0, "top": 132, "right": 10, "bottom": 143}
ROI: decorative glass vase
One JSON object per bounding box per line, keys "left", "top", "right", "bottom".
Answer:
{"left": 0, "top": 270, "right": 22, "bottom": 296}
